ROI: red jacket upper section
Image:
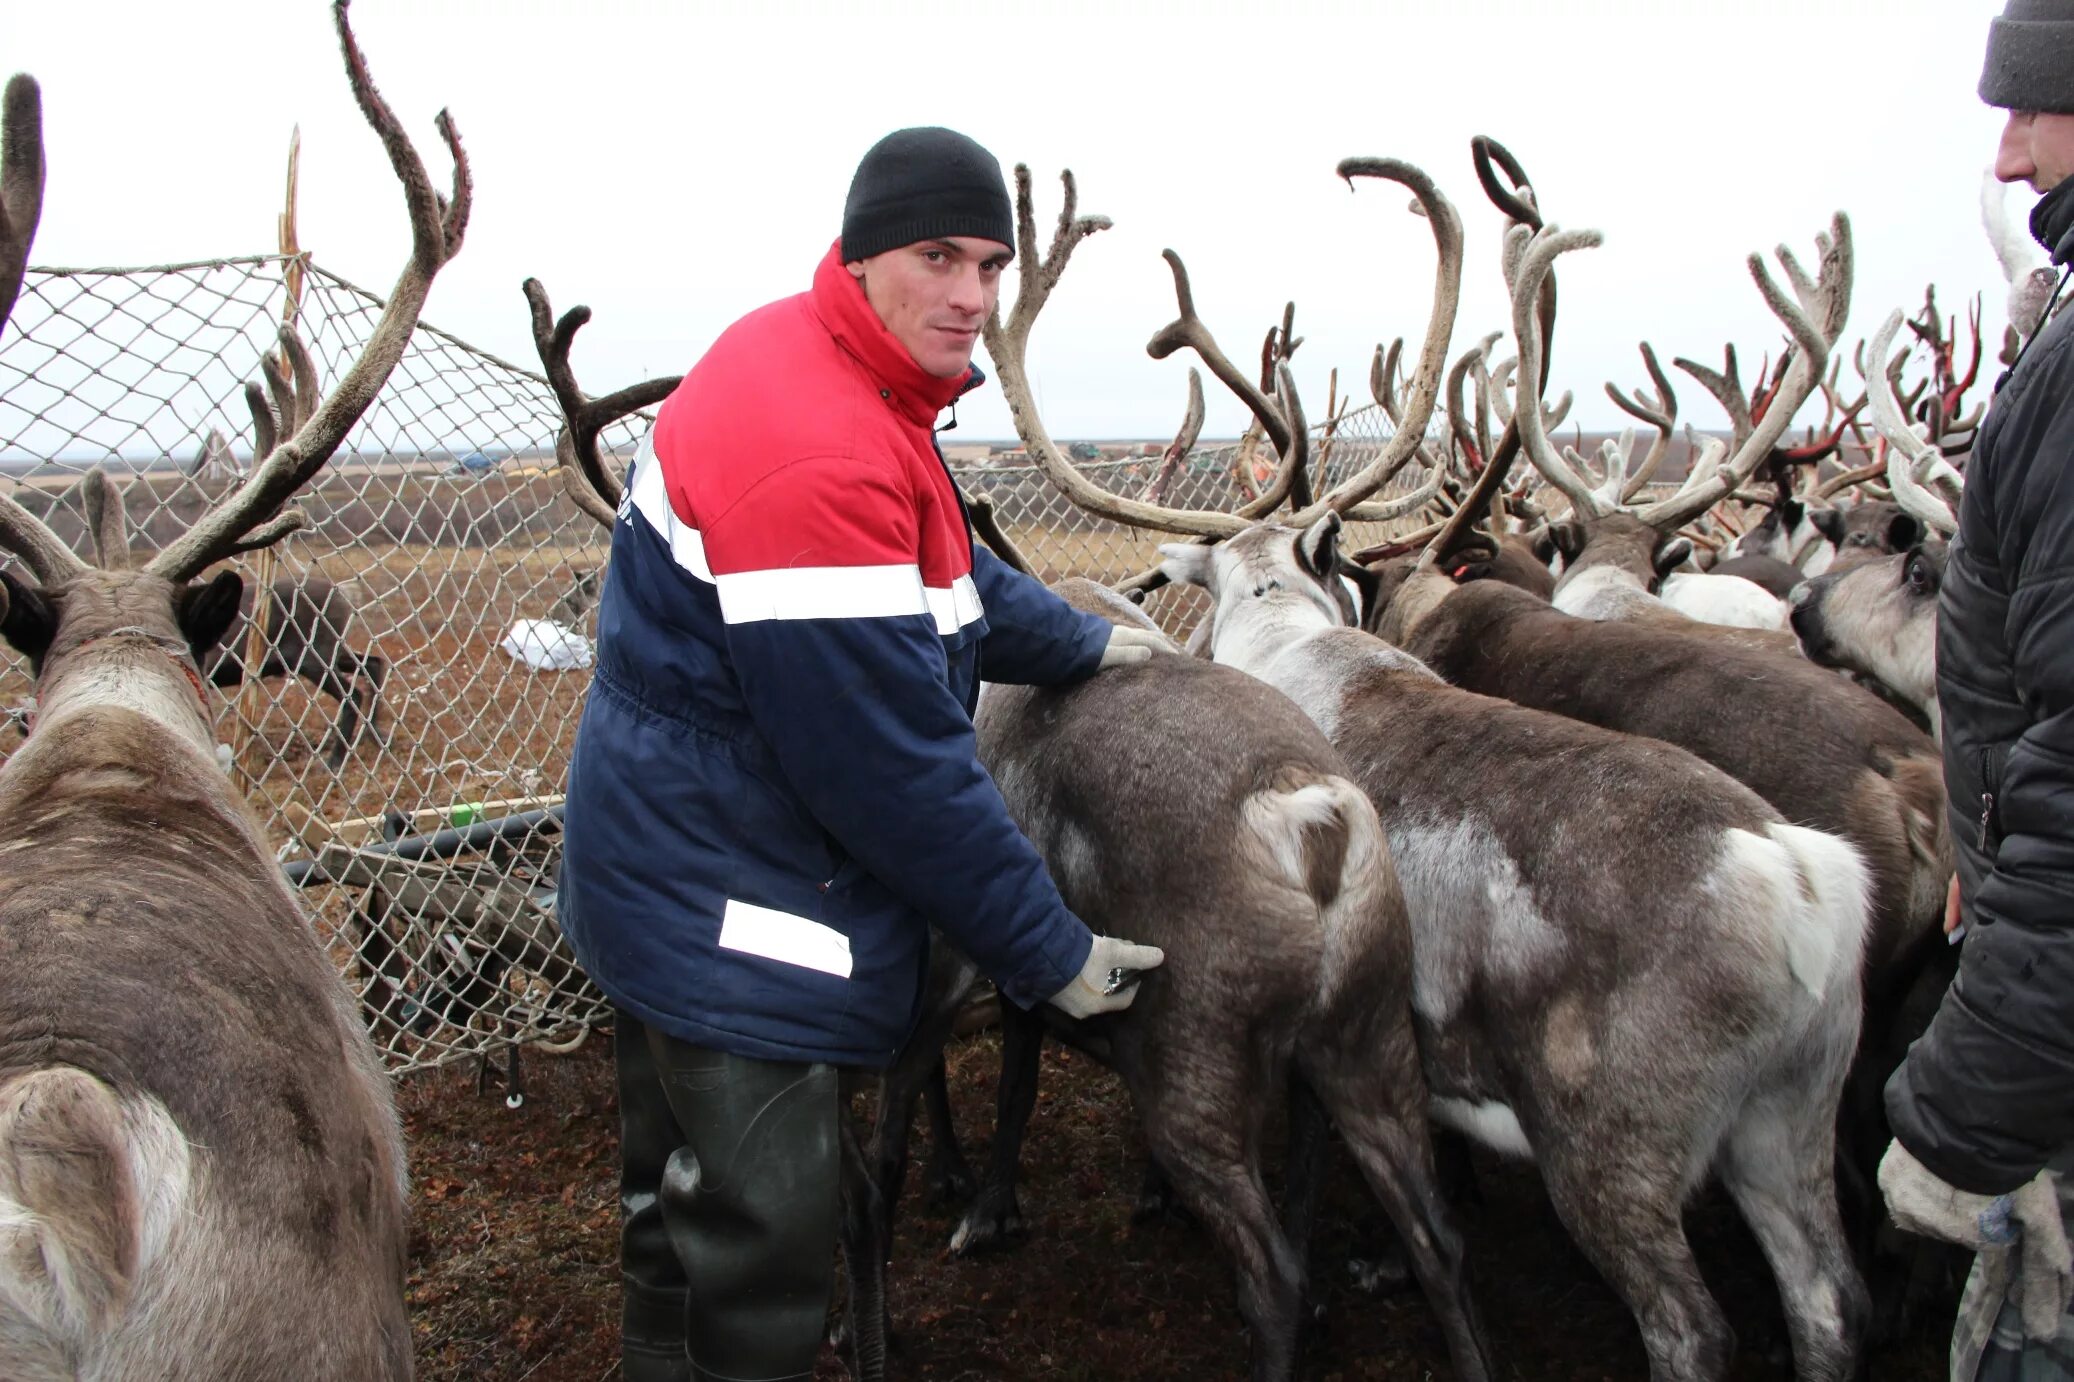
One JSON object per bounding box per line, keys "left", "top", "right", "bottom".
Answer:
{"left": 652, "top": 241, "right": 980, "bottom": 598}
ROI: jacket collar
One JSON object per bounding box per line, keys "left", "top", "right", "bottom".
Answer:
{"left": 2030, "top": 178, "right": 2074, "bottom": 266}
{"left": 811, "top": 240, "right": 984, "bottom": 428}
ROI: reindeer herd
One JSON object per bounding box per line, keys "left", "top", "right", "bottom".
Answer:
{"left": 0, "top": 5, "right": 2033, "bottom": 1381}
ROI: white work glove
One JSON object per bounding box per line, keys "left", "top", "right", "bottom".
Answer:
{"left": 1880, "top": 1140, "right": 2073, "bottom": 1339}
{"left": 1047, "top": 934, "right": 1166, "bottom": 1019}
{"left": 1098, "top": 625, "right": 1173, "bottom": 671}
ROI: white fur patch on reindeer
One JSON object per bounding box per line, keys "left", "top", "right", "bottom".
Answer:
{"left": 1432, "top": 1097, "right": 1534, "bottom": 1160}
{"left": 1552, "top": 565, "right": 1653, "bottom": 622}
{"left": 1706, "top": 826, "right": 1869, "bottom": 1002}
{"left": 1387, "top": 818, "right": 1564, "bottom": 1025}
{"left": 1658, "top": 573, "right": 1789, "bottom": 631}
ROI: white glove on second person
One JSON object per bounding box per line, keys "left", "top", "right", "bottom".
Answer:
{"left": 1880, "top": 1140, "right": 2073, "bottom": 1340}
{"left": 1048, "top": 934, "right": 1166, "bottom": 1019}
{"left": 1098, "top": 625, "right": 1173, "bottom": 670}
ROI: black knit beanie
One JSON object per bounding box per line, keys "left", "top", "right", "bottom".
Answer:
{"left": 840, "top": 127, "right": 1014, "bottom": 264}
{"left": 1981, "top": 0, "right": 2074, "bottom": 113}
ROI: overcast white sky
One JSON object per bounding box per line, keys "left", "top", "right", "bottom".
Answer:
{"left": 1, "top": 0, "right": 2032, "bottom": 442}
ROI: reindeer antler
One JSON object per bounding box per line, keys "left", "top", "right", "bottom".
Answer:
{"left": 1604, "top": 341, "right": 1678, "bottom": 496}
{"left": 0, "top": 72, "right": 82, "bottom": 584}
{"left": 522, "top": 278, "right": 680, "bottom": 530}
{"left": 1673, "top": 344, "right": 1754, "bottom": 450}
{"left": 986, "top": 171, "right": 1244, "bottom": 538}
{"left": 1509, "top": 226, "right": 1612, "bottom": 518}
{"left": 1145, "top": 250, "right": 1310, "bottom": 520}
{"left": 1370, "top": 337, "right": 1405, "bottom": 419}
{"left": 1289, "top": 158, "right": 1461, "bottom": 526}
{"left": 142, "top": 0, "right": 472, "bottom": 583}
{"left": 1775, "top": 392, "right": 1865, "bottom": 466}
{"left": 1633, "top": 214, "right": 1853, "bottom": 530}
{"left": 1133, "top": 367, "right": 1205, "bottom": 507}
{"left": 1472, "top": 135, "right": 1541, "bottom": 231}
{"left": 1446, "top": 333, "right": 1502, "bottom": 472}
{"left": 1412, "top": 136, "right": 1553, "bottom": 569}
{"left": 1865, "top": 308, "right": 1961, "bottom": 536}
{"left": 0, "top": 73, "right": 43, "bottom": 342}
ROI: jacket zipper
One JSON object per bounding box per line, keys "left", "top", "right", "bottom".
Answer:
{"left": 1977, "top": 746, "right": 2005, "bottom": 853}
{"left": 930, "top": 432, "right": 978, "bottom": 545}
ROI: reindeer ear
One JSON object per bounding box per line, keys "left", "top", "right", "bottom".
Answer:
{"left": 1885, "top": 511, "right": 1924, "bottom": 552}
{"left": 1652, "top": 537, "right": 1694, "bottom": 579}
{"left": 1296, "top": 511, "right": 1343, "bottom": 579}
{"left": 1809, "top": 505, "right": 1847, "bottom": 547}
{"left": 1547, "top": 521, "right": 1588, "bottom": 564}
{"left": 176, "top": 570, "right": 244, "bottom": 659}
{"left": 1157, "top": 542, "right": 1215, "bottom": 590}
{"left": 1339, "top": 561, "right": 1381, "bottom": 625}
{"left": 0, "top": 571, "right": 55, "bottom": 665}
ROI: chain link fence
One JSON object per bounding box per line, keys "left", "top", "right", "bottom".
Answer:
{"left": 0, "top": 255, "right": 1432, "bottom": 1078}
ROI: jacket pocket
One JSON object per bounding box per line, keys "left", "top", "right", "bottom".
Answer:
{"left": 818, "top": 836, "right": 869, "bottom": 895}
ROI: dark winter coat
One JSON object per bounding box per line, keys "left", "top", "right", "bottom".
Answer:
{"left": 1887, "top": 179, "right": 2074, "bottom": 1195}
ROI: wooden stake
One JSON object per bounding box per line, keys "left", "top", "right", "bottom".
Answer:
{"left": 232, "top": 543, "right": 278, "bottom": 794}
{"left": 279, "top": 124, "right": 303, "bottom": 342}
{"left": 231, "top": 126, "right": 301, "bottom": 795}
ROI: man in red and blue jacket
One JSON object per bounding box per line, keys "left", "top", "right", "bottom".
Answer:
{"left": 557, "top": 126, "right": 1168, "bottom": 1382}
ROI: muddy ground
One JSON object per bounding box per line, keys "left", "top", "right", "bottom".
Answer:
{"left": 402, "top": 1026, "right": 1953, "bottom": 1382}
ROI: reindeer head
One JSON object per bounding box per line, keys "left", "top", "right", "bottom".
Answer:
{"left": 1158, "top": 514, "right": 1356, "bottom": 654}
{"left": 1822, "top": 499, "right": 1922, "bottom": 572}
{"left": 0, "top": 475, "right": 246, "bottom": 753}
{"left": 0, "top": 1, "right": 469, "bottom": 760}
{"left": 1790, "top": 536, "right": 1946, "bottom": 731}
{"left": 1541, "top": 511, "right": 1692, "bottom": 593}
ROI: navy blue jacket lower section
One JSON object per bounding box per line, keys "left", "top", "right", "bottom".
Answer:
{"left": 557, "top": 459, "right": 1108, "bottom": 1067}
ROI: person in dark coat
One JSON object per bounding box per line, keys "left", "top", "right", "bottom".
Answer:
{"left": 1881, "top": 4, "right": 2074, "bottom": 1376}
{"left": 558, "top": 127, "right": 1169, "bottom": 1382}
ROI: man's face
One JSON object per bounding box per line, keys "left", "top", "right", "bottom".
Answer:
{"left": 848, "top": 236, "right": 1012, "bottom": 379}
{"left": 1995, "top": 109, "right": 2074, "bottom": 192}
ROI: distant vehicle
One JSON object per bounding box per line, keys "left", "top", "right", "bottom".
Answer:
{"left": 446, "top": 449, "right": 506, "bottom": 476}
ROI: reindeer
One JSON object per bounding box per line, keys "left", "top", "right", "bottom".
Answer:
{"left": 203, "top": 574, "right": 388, "bottom": 768}
{"left": 0, "top": 6, "right": 469, "bottom": 1377}
{"left": 1790, "top": 309, "right": 1969, "bottom": 739}
{"left": 1791, "top": 536, "right": 1945, "bottom": 738}
{"left": 549, "top": 566, "right": 600, "bottom": 625}
{"left": 966, "top": 577, "right": 1492, "bottom": 1382}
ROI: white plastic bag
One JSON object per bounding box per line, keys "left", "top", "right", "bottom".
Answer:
{"left": 500, "top": 618, "right": 595, "bottom": 671}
